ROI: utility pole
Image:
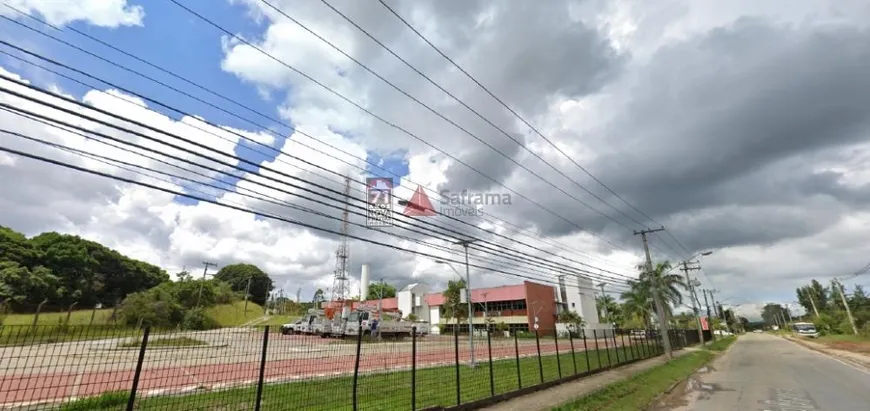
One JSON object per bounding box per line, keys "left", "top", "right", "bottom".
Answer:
{"left": 634, "top": 227, "right": 673, "bottom": 359}
{"left": 197, "top": 261, "right": 217, "bottom": 308}
{"left": 701, "top": 289, "right": 715, "bottom": 341}
{"left": 244, "top": 277, "right": 252, "bottom": 316}
{"left": 456, "top": 239, "right": 476, "bottom": 368}
{"left": 834, "top": 280, "right": 859, "bottom": 335}
{"left": 680, "top": 261, "right": 705, "bottom": 346}
{"left": 296, "top": 287, "right": 301, "bottom": 304}
{"left": 802, "top": 287, "right": 820, "bottom": 318}
{"left": 598, "top": 283, "right": 608, "bottom": 321}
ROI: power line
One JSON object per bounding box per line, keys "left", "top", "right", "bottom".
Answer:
{"left": 164, "top": 0, "right": 629, "bottom": 251}
{"left": 264, "top": 0, "right": 647, "bottom": 232}
{"left": 0, "top": 84, "right": 635, "bottom": 288}
{"left": 0, "top": 6, "right": 637, "bottom": 271}
{"left": 0, "top": 138, "right": 630, "bottom": 293}
{"left": 374, "top": 0, "right": 658, "bottom": 228}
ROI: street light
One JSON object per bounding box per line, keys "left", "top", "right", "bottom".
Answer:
{"left": 435, "top": 255, "right": 476, "bottom": 368}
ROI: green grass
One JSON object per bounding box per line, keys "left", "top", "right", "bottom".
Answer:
{"left": 1, "top": 308, "right": 117, "bottom": 326}
{"left": 0, "top": 302, "right": 261, "bottom": 346}
{"left": 706, "top": 336, "right": 737, "bottom": 352}
{"left": 56, "top": 391, "right": 128, "bottom": 411}
{"left": 75, "top": 340, "right": 664, "bottom": 410}
{"left": 261, "top": 314, "right": 304, "bottom": 326}
{"left": 118, "top": 336, "right": 208, "bottom": 348}
{"left": 816, "top": 334, "right": 870, "bottom": 343}
{"left": 552, "top": 350, "right": 715, "bottom": 411}
{"left": 205, "top": 301, "right": 265, "bottom": 326}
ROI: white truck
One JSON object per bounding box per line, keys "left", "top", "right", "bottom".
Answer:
{"left": 330, "top": 308, "right": 418, "bottom": 339}
{"left": 280, "top": 309, "right": 328, "bottom": 335}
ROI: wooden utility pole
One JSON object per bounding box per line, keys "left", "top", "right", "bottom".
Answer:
{"left": 634, "top": 227, "right": 674, "bottom": 359}
{"left": 834, "top": 280, "right": 859, "bottom": 335}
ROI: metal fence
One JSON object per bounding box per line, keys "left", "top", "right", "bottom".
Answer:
{"left": 0, "top": 325, "right": 693, "bottom": 410}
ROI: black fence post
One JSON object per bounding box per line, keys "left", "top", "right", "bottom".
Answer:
{"left": 352, "top": 324, "right": 363, "bottom": 411}
{"left": 514, "top": 331, "right": 522, "bottom": 389}
{"left": 592, "top": 329, "right": 600, "bottom": 370}
{"left": 620, "top": 331, "right": 628, "bottom": 363}
{"left": 254, "top": 326, "right": 269, "bottom": 411}
{"left": 487, "top": 326, "right": 494, "bottom": 398}
{"left": 412, "top": 326, "right": 417, "bottom": 411}
{"left": 454, "top": 327, "right": 461, "bottom": 406}
{"left": 554, "top": 328, "right": 562, "bottom": 379}
{"left": 582, "top": 330, "right": 590, "bottom": 372}
{"left": 568, "top": 330, "right": 577, "bottom": 375}
{"left": 603, "top": 329, "right": 612, "bottom": 369}
{"left": 535, "top": 329, "right": 543, "bottom": 383}
{"left": 126, "top": 327, "right": 149, "bottom": 411}
{"left": 612, "top": 329, "right": 620, "bottom": 365}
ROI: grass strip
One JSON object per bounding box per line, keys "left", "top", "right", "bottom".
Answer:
{"left": 551, "top": 350, "right": 714, "bottom": 411}
{"left": 706, "top": 336, "right": 736, "bottom": 352}
{"left": 60, "top": 339, "right": 663, "bottom": 410}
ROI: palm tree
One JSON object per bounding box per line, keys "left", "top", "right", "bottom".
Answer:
{"left": 636, "top": 261, "right": 687, "bottom": 310}
{"left": 620, "top": 283, "right": 653, "bottom": 329}
{"left": 596, "top": 294, "right": 619, "bottom": 323}
{"left": 633, "top": 261, "right": 687, "bottom": 359}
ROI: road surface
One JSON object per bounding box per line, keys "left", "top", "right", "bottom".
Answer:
{"left": 670, "top": 333, "right": 870, "bottom": 410}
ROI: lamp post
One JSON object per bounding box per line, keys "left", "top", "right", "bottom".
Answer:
{"left": 436, "top": 257, "right": 476, "bottom": 368}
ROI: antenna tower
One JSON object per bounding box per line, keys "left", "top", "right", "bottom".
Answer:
{"left": 330, "top": 176, "right": 352, "bottom": 303}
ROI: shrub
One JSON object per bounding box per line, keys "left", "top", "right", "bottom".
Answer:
{"left": 118, "top": 289, "right": 184, "bottom": 328}
{"left": 181, "top": 308, "right": 220, "bottom": 330}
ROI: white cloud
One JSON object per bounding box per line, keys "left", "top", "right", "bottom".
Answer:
{"left": 1, "top": 0, "right": 145, "bottom": 28}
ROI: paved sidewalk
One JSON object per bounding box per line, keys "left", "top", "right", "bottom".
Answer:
{"left": 482, "top": 349, "right": 692, "bottom": 411}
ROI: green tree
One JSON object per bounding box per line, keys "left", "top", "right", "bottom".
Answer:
{"left": 620, "top": 281, "right": 653, "bottom": 329}
{"left": 761, "top": 303, "right": 787, "bottom": 326}
{"left": 442, "top": 279, "right": 468, "bottom": 323}
{"left": 214, "top": 263, "right": 274, "bottom": 305}
{"left": 557, "top": 310, "right": 585, "bottom": 334}
{"left": 595, "top": 294, "right": 618, "bottom": 323}
{"left": 0, "top": 226, "right": 39, "bottom": 267}
{"left": 367, "top": 282, "right": 397, "bottom": 300}
{"left": 0, "top": 261, "right": 61, "bottom": 304}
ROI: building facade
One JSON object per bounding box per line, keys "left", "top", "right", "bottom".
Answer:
{"left": 353, "top": 279, "right": 601, "bottom": 335}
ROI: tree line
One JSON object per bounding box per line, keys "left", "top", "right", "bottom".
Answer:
{"left": 0, "top": 225, "right": 276, "bottom": 330}
{"left": 0, "top": 226, "right": 168, "bottom": 309}
{"left": 789, "top": 278, "right": 870, "bottom": 335}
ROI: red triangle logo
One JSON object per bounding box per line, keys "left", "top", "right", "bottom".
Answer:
{"left": 404, "top": 186, "right": 436, "bottom": 216}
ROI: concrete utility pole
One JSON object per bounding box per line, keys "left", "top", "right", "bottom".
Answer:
{"left": 802, "top": 287, "right": 820, "bottom": 318}
{"left": 701, "top": 289, "right": 715, "bottom": 341}
{"left": 244, "top": 277, "right": 252, "bottom": 316}
{"left": 197, "top": 261, "right": 217, "bottom": 308}
{"left": 456, "top": 239, "right": 476, "bottom": 367}
{"left": 834, "top": 280, "right": 859, "bottom": 335}
{"left": 598, "top": 283, "right": 608, "bottom": 321}
{"left": 680, "top": 261, "right": 705, "bottom": 346}
{"left": 634, "top": 227, "right": 674, "bottom": 359}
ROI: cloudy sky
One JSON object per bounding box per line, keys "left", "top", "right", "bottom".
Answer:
{"left": 2, "top": 0, "right": 870, "bottom": 320}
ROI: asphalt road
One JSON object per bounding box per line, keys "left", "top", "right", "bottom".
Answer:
{"left": 672, "top": 333, "right": 870, "bottom": 410}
